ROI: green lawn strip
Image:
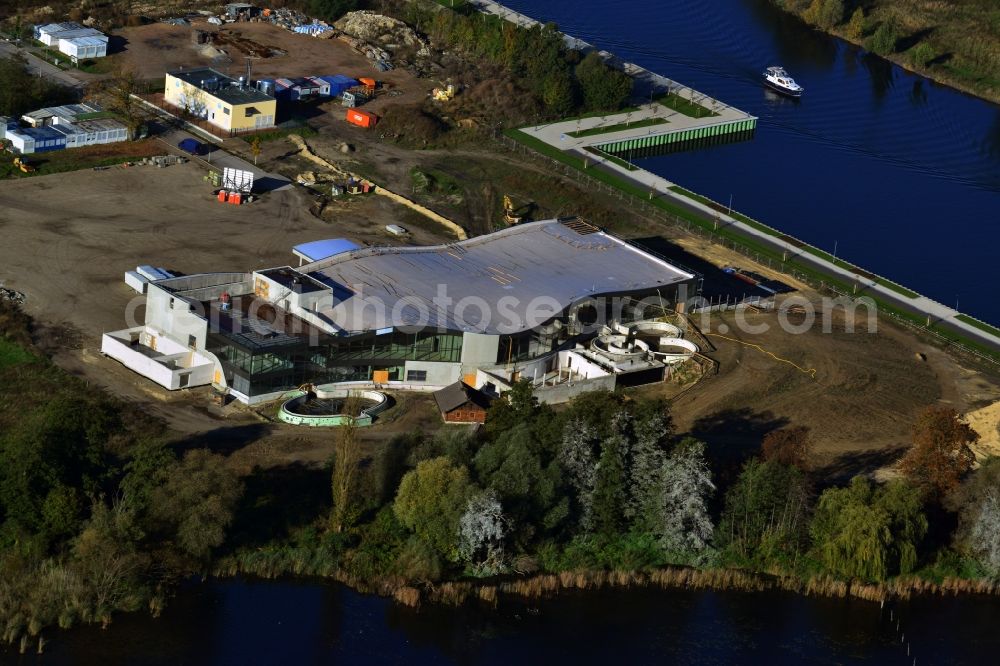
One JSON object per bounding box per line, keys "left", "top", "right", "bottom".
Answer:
{"left": 505, "top": 128, "right": 1000, "bottom": 362}
{"left": 0, "top": 337, "right": 36, "bottom": 369}
{"left": 244, "top": 124, "right": 317, "bottom": 143}
{"left": 75, "top": 111, "right": 115, "bottom": 121}
{"left": 956, "top": 315, "right": 1000, "bottom": 338}
{"left": 1, "top": 146, "right": 157, "bottom": 179}
{"left": 654, "top": 91, "right": 719, "bottom": 118}
{"left": 582, "top": 146, "right": 638, "bottom": 171}
{"left": 568, "top": 117, "right": 668, "bottom": 138}
{"left": 668, "top": 186, "right": 920, "bottom": 299}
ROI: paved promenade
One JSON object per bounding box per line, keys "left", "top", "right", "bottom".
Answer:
{"left": 521, "top": 100, "right": 754, "bottom": 155}
{"left": 570, "top": 145, "right": 1000, "bottom": 354}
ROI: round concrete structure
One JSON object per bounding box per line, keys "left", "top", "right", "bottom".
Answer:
{"left": 278, "top": 387, "right": 389, "bottom": 427}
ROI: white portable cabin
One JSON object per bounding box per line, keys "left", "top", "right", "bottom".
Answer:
{"left": 60, "top": 35, "right": 108, "bottom": 59}
{"left": 36, "top": 22, "right": 84, "bottom": 45}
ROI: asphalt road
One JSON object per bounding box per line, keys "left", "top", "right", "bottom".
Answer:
{"left": 0, "top": 39, "right": 88, "bottom": 89}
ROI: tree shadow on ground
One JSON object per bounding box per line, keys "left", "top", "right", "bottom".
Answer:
{"left": 811, "top": 444, "right": 908, "bottom": 486}
{"left": 170, "top": 423, "right": 276, "bottom": 456}
{"left": 227, "top": 461, "right": 332, "bottom": 547}
{"left": 897, "top": 27, "right": 935, "bottom": 54}
{"left": 690, "top": 407, "right": 789, "bottom": 489}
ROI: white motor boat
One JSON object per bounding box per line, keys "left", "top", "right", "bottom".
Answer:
{"left": 763, "top": 66, "right": 803, "bottom": 97}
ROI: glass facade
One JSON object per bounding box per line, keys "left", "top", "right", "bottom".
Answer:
{"left": 207, "top": 328, "right": 463, "bottom": 398}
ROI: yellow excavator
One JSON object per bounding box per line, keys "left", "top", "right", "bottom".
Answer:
{"left": 503, "top": 194, "right": 524, "bottom": 225}
{"left": 13, "top": 157, "right": 35, "bottom": 173}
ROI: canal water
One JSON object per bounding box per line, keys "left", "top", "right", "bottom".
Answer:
{"left": 501, "top": 0, "right": 1000, "bottom": 325}
{"left": 12, "top": 578, "right": 1000, "bottom": 664}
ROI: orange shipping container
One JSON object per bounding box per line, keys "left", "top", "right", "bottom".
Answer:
{"left": 346, "top": 109, "right": 378, "bottom": 128}
{"left": 359, "top": 77, "right": 377, "bottom": 89}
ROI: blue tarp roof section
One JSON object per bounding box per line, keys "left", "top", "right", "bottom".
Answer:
{"left": 12, "top": 126, "right": 67, "bottom": 142}
{"left": 317, "top": 75, "right": 359, "bottom": 96}
{"left": 293, "top": 238, "right": 362, "bottom": 263}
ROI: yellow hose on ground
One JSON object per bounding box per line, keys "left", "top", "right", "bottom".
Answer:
{"left": 704, "top": 332, "right": 817, "bottom": 379}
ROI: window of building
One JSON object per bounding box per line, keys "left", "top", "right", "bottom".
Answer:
{"left": 188, "top": 335, "right": 197, "bottom": 350}
{"left": 406, "top": 370, "right": 427, "bottom": 382}
{"left": 223, "top": 107, "right": 230, "bottom": 115}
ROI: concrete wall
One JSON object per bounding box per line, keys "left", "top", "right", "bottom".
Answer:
{"left": 534, "top": 374, "right": 617, "bottom": 405}
{"left": 557, "top": 350, "right": 611, "bottom": 379}
{"left": 404, "top": 360, "right": 462, "bottom": 386}
{"left": 460, "top": 332, "right": 500, "bottom": 372}
{"left": 101, "top": 327, "right": 215, "bottom": 391}
{"left": 145, "top": 284, "right": 209, "bottom": 350}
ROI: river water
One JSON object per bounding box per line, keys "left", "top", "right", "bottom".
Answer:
{"left": 11, "top": 578, "right": 1000, "bottom": 664}
{"left": 501, "top": 0, "right": 1000, "bottom": 325}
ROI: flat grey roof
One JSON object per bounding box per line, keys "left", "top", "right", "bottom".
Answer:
{"left": 168, "top": 67, "right": 274, "bottom": 105}
{"left": 300, "top": 219, "right": 695, "bottom": 335}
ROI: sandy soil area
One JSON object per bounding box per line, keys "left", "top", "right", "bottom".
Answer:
{"left": 967, "top": 400, "right": 1000, "bottom": 461}
{"left": 112, "top": 21, "right": 432, "bottom": 114}
{"left": 634, "top": 304, "right": 1000, "bottom": 480}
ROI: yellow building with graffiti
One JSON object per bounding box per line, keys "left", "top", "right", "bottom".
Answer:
{"left": 164, "top": 67, "right": 276, "bottom": 133}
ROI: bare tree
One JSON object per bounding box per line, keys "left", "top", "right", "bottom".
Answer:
{"left": 970, "top": 488, "right": 1000, "bottom": 574}
{"left": 88, "top": 67, "right": 151, "bottom": 140}
{"left": 654, "top": 438, "right": 715, "bottom": 557}
{"left": 458, "top": 490, "right": 507, "bottom": 575}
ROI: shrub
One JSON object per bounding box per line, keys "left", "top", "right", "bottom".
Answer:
{"left": 909, "top": 42, "right": 936, "bottom": 68}
{"left": 870, "top": 22, "right": 899, "bottom": 56}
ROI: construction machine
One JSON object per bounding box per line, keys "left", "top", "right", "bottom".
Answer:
{"left": 503, "top": 194, "right": 525, "bottom": 225}
{"left": 13, "top": 157, "right": 35, "bottom": 173}
{"left": 432, "top": 83, "right": 456, "bottom": 102}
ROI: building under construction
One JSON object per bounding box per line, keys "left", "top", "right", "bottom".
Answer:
{"left": 101, "top": 219, "right": 701, "bottom": 404}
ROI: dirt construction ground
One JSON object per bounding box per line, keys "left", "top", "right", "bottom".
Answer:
{"left": 3, "top": 141, "right": 1000, "bottom": 479}
{"left": 112, "top": 21, "right": 433, "bottom": 115}
{"left": 0, "top": 162, "right": 455, "bottom": 466}
{"left": 635, "top": 304, "right": 1000, "bottom": 480}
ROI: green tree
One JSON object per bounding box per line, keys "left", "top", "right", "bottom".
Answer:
{"left": 591, "top": 412, "right": 630, "bottom": 536}
{"left": 474, "top": 422, "right": 565, "bottom": 543}
{"left": 909, "top": 42, "right": 936, "bottom": 68}
{"left": 870, "top": 21, "right": 899, "bottom": 56}
{"left": 810, "top": 478, "right": 926, "bottom": 581}
{"left": 541, "top": 71, "right": 576, "bottom": 115}
{"left": 0, "top": 396, "right": 109, "bottom": 544}
{"left": 484, "top": 378, "right": 539, "bottom": 435}
{"left": 394, "top": 457, "right": 476, "bottom": 561}
{"left": 818, "top": 0, "right": 845, "bottom": 29}
{"left": 307, "top": 0, "right": 358, "bottom": 23}
{"left": 574, "top": 52, "right": 633, "bottom": 112}
{"left": 719, "top": 459, "right": 812, "bottom": 566}
{"left": 846, "top": 7, "right": 866, "bottom": 39}
{"left": 148, "top": 450, "right": 243, "bottom": 560}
